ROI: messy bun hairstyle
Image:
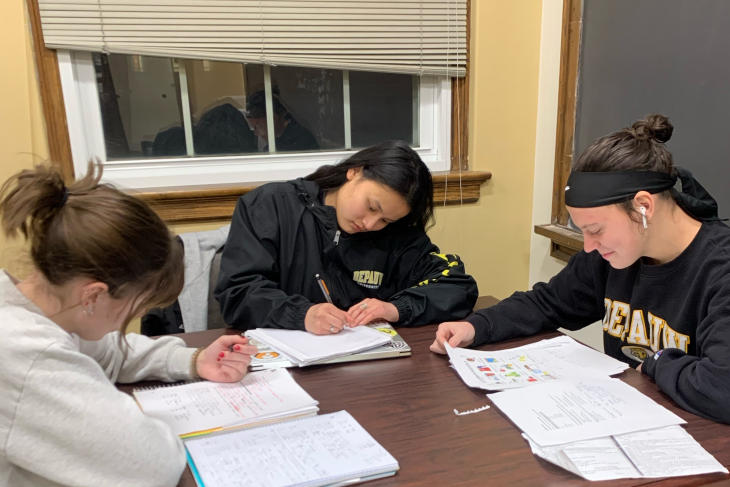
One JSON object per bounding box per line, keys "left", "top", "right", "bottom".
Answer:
{"left": 0, "top": 162, "right": 184, "bottom": 336}
{"left": 573, "top": 114, "right": 677, "bottom": 219}
{"left": 574, "top": 114, "right": 675, "bottom": 174}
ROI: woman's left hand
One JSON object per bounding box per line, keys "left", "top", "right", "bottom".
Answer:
{"left": 347, "top": 298, "right": 399, "bottom": 326}
{"left": 196, "top": 335, "right": 258, "bottom": 383}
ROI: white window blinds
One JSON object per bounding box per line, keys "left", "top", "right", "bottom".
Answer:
{"left": 38, "top": 0, "right": 466, "bottom": 77}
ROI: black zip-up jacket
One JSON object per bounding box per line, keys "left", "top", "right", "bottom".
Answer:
{"left": 467, "top": 221, "right": 730, "bottom": 424}
{"left": 214, "top": 179, "right": 478, "bottom": 331}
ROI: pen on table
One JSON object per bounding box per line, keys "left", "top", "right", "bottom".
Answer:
{"left": 315, "top": 273, "right": 334, "bottom": 304}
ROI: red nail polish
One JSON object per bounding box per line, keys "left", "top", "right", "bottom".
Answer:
{"left": 219, "top": 352, "right": 225, "bottom": 358}
{"left": 234, "top": 345, "right": 241, "bottom": 351}
{"left": 217, "top": 358, "right": 221, "bottom": 362}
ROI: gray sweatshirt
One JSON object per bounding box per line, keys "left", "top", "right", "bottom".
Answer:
{"left": 0, "top": 271, "right": 195, "bottom": 487}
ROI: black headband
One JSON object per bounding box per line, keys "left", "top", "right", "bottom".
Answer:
{"left": 564, "top": 167, "right": 721, "bottom": 221}
{"left": 565, "top": 171, "right": 676, "bottom": 208}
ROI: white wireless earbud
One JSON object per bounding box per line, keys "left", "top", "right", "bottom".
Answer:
{"left": 639, "top": 206, "right": 648, "bottom": 229}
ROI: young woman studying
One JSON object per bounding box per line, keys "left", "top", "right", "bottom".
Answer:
{"left": 215, "top": 140, "right": 479, "bottom": 335}
{"left": 431, "top": 115, "right": 730, "bottom": 424}
{"left": 0, "top": 164, "right": 257, "bottom": 487}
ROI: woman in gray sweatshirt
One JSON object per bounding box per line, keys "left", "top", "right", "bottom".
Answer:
{"left": 0, "top": 163, "right": 257, "bottom": 487}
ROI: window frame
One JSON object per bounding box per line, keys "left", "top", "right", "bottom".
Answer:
{"left": 28, "top": 0, "right": 490, "bottom": 224}
{"left": 58, "top": 50, "right": 453, "bottom": 190}
{"left": 534, "top": 0, "right": 585, "bottom": 262}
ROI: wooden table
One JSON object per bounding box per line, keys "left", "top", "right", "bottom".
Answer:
{"left": 119, "top": 297, "right": 730, "bottom": 487}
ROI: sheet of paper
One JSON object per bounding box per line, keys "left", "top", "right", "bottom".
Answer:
{"left": 186, "top": 411, "right": 399, "bottom": 487}
{"left": 525, "top": 426, "right": 727, "bottom": 480}
{"left": 134, "top": 369, "right": 318, "bottom": 436}
{"left": 489, "top": 378, "right": 685, "bottom": 446}
{"left": 614, "top": 426, "right": 729, "bottom": 477}
{"left": 524, "top": 434, "right": 642, "bottom": 481}
{"left": 247, "top": 326, "right": 391, "bottom": 365}
{"left": 446, "top": 338, "right": 627, "bottom": 391}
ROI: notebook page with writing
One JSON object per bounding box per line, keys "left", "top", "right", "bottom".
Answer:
{"left": 133, "top": 368, "right": 318, "bottom": 436}
{"left": 186, "top": 411, "right": 399, "bottom": 487}
{"left": 247, "top": 326, "right": 392, "bottom": 366}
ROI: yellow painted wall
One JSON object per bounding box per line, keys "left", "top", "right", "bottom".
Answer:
{"left": 2, "top": 0, "right": 545, "bottom": 332}
{"left": 0, "top": 0, "right": 49, "bottom": 274}
{"left": 428, "top": 0, "right": 543, "bottom": 301}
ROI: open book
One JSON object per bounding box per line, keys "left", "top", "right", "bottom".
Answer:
{"left": 133, "top": 368, "right": 318, "bottom": 438}
{"left": 247, "top": 325, "right": 393, "bottom": 366}
{"left": 248, "top": 323, "right": 411, "bottom": 370}
{"left": 186, "top": 411, "right": 399, "bottom": 487}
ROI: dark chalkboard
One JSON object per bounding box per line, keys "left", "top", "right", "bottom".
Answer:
{"left": 575, "top": 0, "right": 730, "bottom": 220}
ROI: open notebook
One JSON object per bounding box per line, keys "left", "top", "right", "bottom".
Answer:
{"left": 133, "top": 368, "right": 318, "bottom": 438}
{"left": 247, "top": 325, "right": 392, "bottom": 366}
{"left": 249, "top": 323, "right": 411, "bottom": 370}
{"left": 186, "top": 411, "right": 399, "bottom": 487}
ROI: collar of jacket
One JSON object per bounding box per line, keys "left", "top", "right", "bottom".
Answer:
{"left": 290, "top": 178, "right": 338, "bottom": 235}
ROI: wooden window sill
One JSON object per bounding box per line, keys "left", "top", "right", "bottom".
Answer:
{"left": 534, "top": 223, "right": 584, "bottom": 263}
{"left": 135, "top": 170, "right": 492, "bottom": 225}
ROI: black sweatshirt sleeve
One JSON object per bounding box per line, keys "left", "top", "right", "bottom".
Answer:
{"left": 642, "top": 279, "right": 730, "bottom": 424}
{"left": 214, "top": 196, "right": 313, "bottom": 331}
{"left": 388, "top": 235, "right": 478, "bottom": 327}
{"left": 467, "top": 250, "right": 605, "bottom": 347}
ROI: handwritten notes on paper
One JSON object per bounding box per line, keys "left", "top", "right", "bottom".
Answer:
{"left": 133, "top": 369, "right": 318, "bottom": 436}
{"left": 185, "top": 411, "right": 399, "bottom": 487}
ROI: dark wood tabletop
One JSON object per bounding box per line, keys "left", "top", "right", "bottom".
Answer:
{"left": 119, "top": 296, "right": 730, "bottom": 487}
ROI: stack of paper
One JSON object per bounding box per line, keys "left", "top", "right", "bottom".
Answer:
{"left": 247, "top": 326, "right": 392, "bottom": 366}
{"left": 488, "top": 378, "right": 729, "bottom": 479}
{"left": 488, "top": 378, "right": 686, "bottom": 446}
{"left": 186, "top": 411, "right": 400, "bottom": 487}
{"left": 133, "top": 368, "right": 319, "bottom": 437}
{"left": 446, "top": 336, "right": 628, "bottom": 391}
{"left": 525, "top": 426, "right": 728, "bottom": 480}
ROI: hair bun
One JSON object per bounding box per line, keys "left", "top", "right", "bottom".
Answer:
{"left": 629, "top": 114, "right": 674, "bottom": 143}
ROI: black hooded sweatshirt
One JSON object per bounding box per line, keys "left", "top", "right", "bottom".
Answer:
{"left": 214, "top": 178, "right": 479, "bottom": 331}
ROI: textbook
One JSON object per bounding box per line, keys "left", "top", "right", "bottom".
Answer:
{"left": 133, "top": 368, "right": 319, "bottom": 438}
{"left": 246, "top": 324, "right": 393, "bottom": 366}
{"left": 248, "top": 323, "right": 411, "bottom": 370}
{"left": 185, "top": 411, "right": 399, "bottom": 487}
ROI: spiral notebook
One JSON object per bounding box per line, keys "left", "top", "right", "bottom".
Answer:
{"left": 185, "top": 410, "right": 399, "bottom": 487}
{"left": 133, "top": 368, "right": 319, "bottom": 438}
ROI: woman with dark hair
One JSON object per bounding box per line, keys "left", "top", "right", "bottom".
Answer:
{"left": 215, "top": 140, "right": 478, "bottom": 335}
{"left": 431, "top": 114, "right": 730, "bottom": 424}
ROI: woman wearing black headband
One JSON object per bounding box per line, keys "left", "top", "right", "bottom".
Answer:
{"left": 431, "top": 114, "right": 730, "bottom": 424}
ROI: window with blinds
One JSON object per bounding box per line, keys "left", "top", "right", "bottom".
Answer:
{"left": 38, "top": 0, "right": 466, "bottom": 77}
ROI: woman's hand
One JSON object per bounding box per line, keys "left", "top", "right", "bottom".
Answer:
{"left": 430, "top": 321, "right": 476, "bottom": 354}
{"left": 347, "top": 298, "right": 399, "bottom": 326}
{"left": 196, "top": 335, "right": 258, "bottom": 382}
{"left": 305, "top": 303, "right": 354, "bottom": 335}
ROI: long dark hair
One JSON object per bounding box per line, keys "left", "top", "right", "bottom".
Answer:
{"left": 305, "top": 140, "right": 434, "bottom": 230}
